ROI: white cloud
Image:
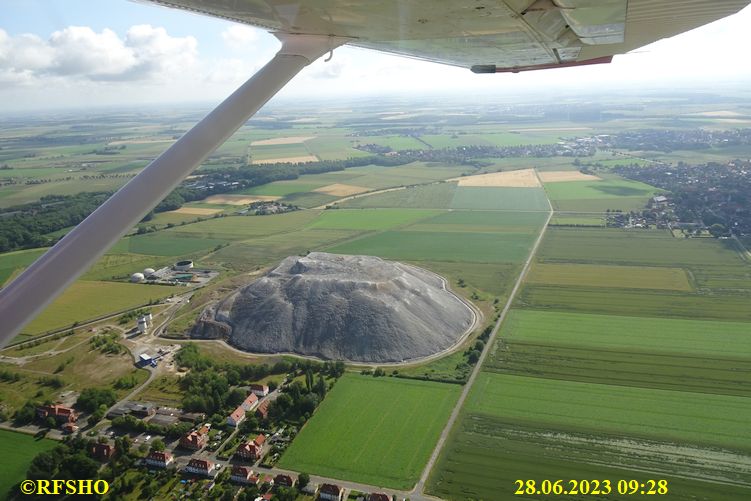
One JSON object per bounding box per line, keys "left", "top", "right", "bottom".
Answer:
{"left": 0, "top": 25, "right": 197, "bottom": 82}
{"left": 221, "top": 24, "right": 262, "bottom": 51}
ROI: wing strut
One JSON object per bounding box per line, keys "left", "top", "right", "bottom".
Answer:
{"left": 0, "top": 34, "right": 349, "bottom": 346}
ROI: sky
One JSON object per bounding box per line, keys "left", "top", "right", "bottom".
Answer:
{"left": 0, "top": 0, "right": 750, "bottom": 111}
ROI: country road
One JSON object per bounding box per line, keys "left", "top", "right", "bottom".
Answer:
{"left": 414, "top": 174, "right": 553, "bottom": 495}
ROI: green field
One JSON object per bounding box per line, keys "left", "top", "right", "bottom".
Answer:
{"left": 543, "top": 178, "right": 659, "bottom": 200}
{"left": 0, "top": 430, "right": 58, "bottom": 496}
{"left": 327, "top": 230, "right": 537, "bottom": 263}
{"left": 208, "top": 228, "right": 362, "bottom": 270}
{"left": 412, "top": 210, "right": 549, "bottom": 233}
{"left": 249, "top": 142, "right": 312, "bottom": 161}
{"left": 528, "top": 263, "right": 693, "bottom": 291}
{"left": 429, "top": 414, "right": 751, "bottom": 501}
{"left": 0, "top": 248, "right": 47, "bottom": 285}
{"left": 278, "top": 375, "right": 460, "bottom": 489}
{"left": 111, "top": 233, "right": 227, "bottom": 257}
{"left": 543, "top": 177, "right": 662, "bottom": 211}
{"left": 280, "top": 191, "right": 340, "bottom": 208}
{"left": 341, "top": 183, "right": 457, "bottom": 209}
{"left": 240, "top": 181, "right": 327, "bottom": 196}
{"left": 157, "top": 210, "right": 320, "bottom": 241}
{"left": 468, "top": 372, "right": 751, "bottom": 450}
{"left": 498, "top": 309, "right": 751, "bottom": 361}
{"left": 539, "top": 227, "right": 744, "bottom": 266}
{"left": 450, "top": 186, "right": 550, "bottom": 211}
{"left": 550, "top": 213, "right": 605, "bottom": 226}
{"left": 518, "top": 283, "right": 751, "bottom": 321}
{"left": 22, "top": 281, "right": 176, "bottom": 335}
{"left": 415, "top": 261, "right": 520, "bottom": 298}
{"left": 309, "top": 209, "right": 440, "bottom": 230}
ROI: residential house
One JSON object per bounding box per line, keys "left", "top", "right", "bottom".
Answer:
{"left": 235, "top": 441, "right": 259, "bottom": 461}
{"left": 180, "top": 425, "right": 209, "bottom": 450}
{"left": 319, "top": 483, "right": 344, "bottom": 501}
{"left": 241, "top": 393, "right": 259, "bottom": 411}
{"left": 230, "top": 466, "right": 255, "bottom": 484}
{"left": 37, "top": 405, "right": 78, "bottom": 424}
{"left": 90, "top": 443, "right": 114, "bottom": 462}
{"left": 274, "top": 474, "right": 294, "bottom": 488}
{"left": 227, "top": 406, "right": 246, "bottom": 427}
{"left": 185, "top": 458, "right": 215, "bottom": 477}
{"left": 255, "top": 400, "right": 270, "bottom": 420}
{"left": 250, "top": 384, "right": 269, "bottom": 397}
{"left": 145, "top": 451, "right": 173, "bottom": 469}
{"left": 368, "top": 494, "right": 391, "bottom": 501}
{"left": 235, "top": 436, "right": 264, "bottom": 462}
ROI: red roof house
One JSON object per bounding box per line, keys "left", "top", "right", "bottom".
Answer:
{"left": 255, "top": 400, "right": 270, "bottom": 419}
{"left": 90, "top": 443, "right": 114, "bottom": 461}
{"left": 250, "top": 383, "right": 269, "bottom": 397}
{"left": 179, "top": 429, "right": 207, "bottom": 450}
{"left": 37, "top": 405, "right": 78, "bottom": 423}
{"left": 145, "top": 451, "right": 173, "bottom": 468}
{"left": 241, "top": 393, "right": 259, "bottom": 411}
{"left": 319, "top": 483, "right": 344, "bottom": 501}
{"left": 185, "top": 458, "right": 215, "bottom": 476}
{"left": 274, "top": 474, "right": 294, "bottom": 488}
{"left": 230, "top": 465, "right": 254, "bottom": 484}
{"left": 227, "top": 406, "right": 246, "bottom": 427}
{"left": 235, "top": 442, "right": 262, "bottom": 462}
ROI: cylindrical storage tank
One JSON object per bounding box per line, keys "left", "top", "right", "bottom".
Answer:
{"left": 144, "top": 268, "right": 156, "bottom": 275}
{"left": 174, "top": 260, "right": 194, "bottom": 272}
{"left": 130, "top": 272, "right": 145, "bottom": 283}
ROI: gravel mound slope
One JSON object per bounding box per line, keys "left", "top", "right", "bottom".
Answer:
{"left": 192, "top": 252, "right": 474, "bottom": 362}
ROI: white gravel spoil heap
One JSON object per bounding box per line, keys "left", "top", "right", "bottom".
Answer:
{"left": 194, "top": 252, "right": 474, "bottom": 363}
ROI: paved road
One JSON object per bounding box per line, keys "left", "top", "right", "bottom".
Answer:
{"left": 413, "top": 183, "right": 553, "bottom": 495}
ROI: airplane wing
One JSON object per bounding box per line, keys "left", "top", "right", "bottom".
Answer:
{"left": 142, "top": 0, "right": 750, "bottom": 72}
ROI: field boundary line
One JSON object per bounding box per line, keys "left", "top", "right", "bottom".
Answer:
{"left": 415, "top": 193, "right": 554, "bottom": 495}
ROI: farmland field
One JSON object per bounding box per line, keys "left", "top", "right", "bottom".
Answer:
{"left": 496, "top": 310, "right": 751, "bottom": 359}
{"left": 414, "top": 261, "right": 520, "bottom": 298}
{"left": 0, "top": 430, "right": 58, "bottom": 496}
{"left": 309, "top": 209, "right": 440, "bottom": 230}
{"left": 539, "top": 227, "right": 744, "bottom": 266}
{"left": 412, "top": 210, "right": 549, "bottom": 233}
{"left": 207, "top": 228, "right": 362, "bottom": 270}
{"left": 22, "top": 281, "right": 176, "bottom": 335}
{"left": 429, "top": 414, "right": 751, "bottom": 501}
{"left": 527, "top": 263, "right": 692, "bottom": 290}
{"left": 341, "top": 183, "right": 457, "bottom": 209}
{"left": 543, "top": 177, "right": 662, "bottom": 211}
{"left": 0, "top": 248, "right": 46, "bottom": 285}
{"left": 158, "top": 210, "right": 320, "bottom": 240}
{"left": 241, "top": 181, "right": 327, "bottom": 196}
{"left": 111, "top": 233, "right": 228, "bottom": 257}
{"left": 327, "top": 230, "right": 538, "bottom": 263}
{"left": 549, "top": 213, "right": 605, "bottom": 226}
{"left": 518, "top": 284, "right": 751, "bottom": 321}
{"left": 468, "top": 372, "right": 751, "bottom": 450}
{"left": 450, "top": 186, "right": 550, "bottom": 211}
{"left": 542, "top": 177, "right": 660, "bottom": 200}
{"left": 278, "top": 375, "right": 460, "bottom": 489}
